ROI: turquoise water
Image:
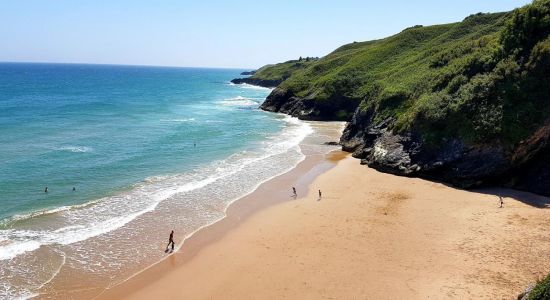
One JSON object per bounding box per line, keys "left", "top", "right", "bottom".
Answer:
{"left": 0, "top": 63, "right": 278, "bottom": 221}
{"left": 0, "top": 63, "right": 324, "bottom": 298}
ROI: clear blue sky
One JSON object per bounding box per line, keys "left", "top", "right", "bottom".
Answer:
{"left": 0, "top": 0, "right": 532, "bottom": 69}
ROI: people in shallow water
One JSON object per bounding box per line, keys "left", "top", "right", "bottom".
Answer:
{"left": 44, "top": 187, "right": 48, "bottom": 193}
{"left": 166, "top": 230, "right": 175, "bottom": 252}
{"left": 72, "top": 187, "right": 76, "bottom": 191}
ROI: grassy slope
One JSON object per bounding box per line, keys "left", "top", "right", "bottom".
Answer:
{"left": 264, "top": 0, "right": 548, "bottom": 147}
{"left": 280, "top": 13, "right": 508, "bottom": 140}
{"left": 247, "top": 59, "right": 317, "bottom": 82}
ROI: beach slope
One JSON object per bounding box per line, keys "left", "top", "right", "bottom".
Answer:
{"left": 106, "top": 153, "right": 550, "bottom": 299}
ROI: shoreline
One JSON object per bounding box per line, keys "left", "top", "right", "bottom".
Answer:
{"left": 34, "top": 120, "right": 345, "bottom": 299}
{"left": 100, "top": 153, "right": 550, "bottom": 299}
{"left": 95, "top": 147, "right": 346, "bottom": 300}
{"left": 1, "top": 72, "right": 282, "bottom": 300}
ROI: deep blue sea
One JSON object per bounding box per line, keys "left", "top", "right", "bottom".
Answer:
{"left": 0, "top": 63, "right": 327, "bottom": 298}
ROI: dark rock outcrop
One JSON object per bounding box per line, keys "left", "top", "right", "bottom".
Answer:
{"left": 261, "top": 83, "right": 550, "bottom": 195}
{"left": 240, "top": 70, "right": 256, "bottom": 75}
{"left": 255, "top": 80, "right": 550, "bottom": 197}
{"left": 230, "top": 77, "right": 281, "bottom": 88}
{"left": 257, "top": 84, "right": 550, "bottom": 196}
{"left": 260, "top": 88, "right": 360, "bottom": 121}
{"left": 255, "top": 84, "right": 550, "bottom": 197}
{"left": 508, "top": 124, "right": 550, "bottom": 196}
{"left": 340, "top": 112, "right": 550, "bottom": 196}
{"left": 517, "top": 284, "right": 534, "bottom": 300}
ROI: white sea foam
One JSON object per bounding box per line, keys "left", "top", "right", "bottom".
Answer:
{"left": 230, "top": 96, "right": 247, "bottom": 100}
{"left": 56, "top": 146, "right": 92, "bottom": 153}
{"left": 0, "top": 114, "right": 317, "bottom": 300}
{"left": 105, "top": 114, "right": 315, "bottom": 286}
{"left": 0, "top": 175, "right": 220, "bottom": 261}
{"left": 219, "top": 96, "right": 260, "bottom": 108}
{"left": 0, "top": 115, "right": 312, "bottom": 263}
{"left": 0, "top": 289, "right": 38, "bottom": 300}
{"left": 232, "top": 82, "right": 273, "bottom": 91}
{"left": 1, "top": 199, "right": 103, "bottom": 227}
{"left": 160, "top": 118, "right": 195, "bottom": 122}
{"left": 35, "top": 248, "right": 66, "bottom": 290}
{"left": 0, "top": 239, "right": 41, "bottom": 260}
{"left": 219, "top": 99, "right": 259, "bottom": 107}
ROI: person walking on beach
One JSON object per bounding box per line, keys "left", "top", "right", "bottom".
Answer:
{"left": 292, "top": 187, "right": 297, "bottom": 197}
{"left": 166, "top": 230, "right": 175, "bottom": 252}
{"left": 318, "top": 189, "right": 322, "bottom": 199}
{"left": 499, "top": 196, "right": 504, "bottom": 208}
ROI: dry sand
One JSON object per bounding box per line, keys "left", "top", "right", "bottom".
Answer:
{"left": 101, "top": 152, "right": 550, "bottom": 300}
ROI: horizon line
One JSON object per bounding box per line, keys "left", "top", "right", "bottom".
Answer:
{"left": 0, "top": 60, "right": 257, "bottom": 71}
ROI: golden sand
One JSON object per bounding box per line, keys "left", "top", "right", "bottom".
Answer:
{"left": 100, "top": 153, "right": 550, "bottom": 300}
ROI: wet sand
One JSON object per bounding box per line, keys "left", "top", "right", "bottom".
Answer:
{"left": 93, "top": 150, "right": 342, "bottom": 300}
{"left": 99, "top": 153, "right": 550, "bottom": 299}
{"left": 35, "top": 121, "right": 344, "bottom": 299}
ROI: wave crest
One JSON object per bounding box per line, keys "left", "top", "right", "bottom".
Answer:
{"left": 219, "top": 96, "right": 260, "bottom": 108}
{"left": 57, "top": 146, "right": 92, "bottom": 153}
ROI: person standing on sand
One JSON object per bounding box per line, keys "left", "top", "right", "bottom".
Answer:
{"left": 318, "top": 189, "right": 322, "bottom": 199}
{"left": 292, "top": 187, "right": 297, "bottom": 196}
{"left": 166, "top": 230, "right": 175, "bottom": 252}
{"left": 499, "top": 196, "right": 504, "bottom": 208}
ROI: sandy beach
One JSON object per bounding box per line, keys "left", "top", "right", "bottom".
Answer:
{"left": 4, "top": 1, "right": 549, "bottom": 299}
{"left": 98, "top": 151, "right": 550, "bottom": 300}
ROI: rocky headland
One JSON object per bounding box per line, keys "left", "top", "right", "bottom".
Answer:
{"left": 231, "top": 58, "right": 317, "bottom": 88}
{"left": 233, "top": 0, "right": 550, "bottom": 197}
{"left": 230, "top": 77, "right": 281, "bottom": 88}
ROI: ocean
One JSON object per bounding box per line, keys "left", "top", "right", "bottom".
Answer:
{"left": 0, "top": 63, "right": 342, "bottom": 299}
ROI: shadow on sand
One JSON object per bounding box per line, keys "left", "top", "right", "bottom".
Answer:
{"left": 472, "top": 187, "right": 550, "bottom": 208}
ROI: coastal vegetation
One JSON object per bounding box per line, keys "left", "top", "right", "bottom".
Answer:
{"left": 528, "top": 273, "right": 550, "bottom": 299}
{"left": 261, "top": 0, "right": 549, "bottom": 145}
{"left": 231, "top": 58, "right": 316, "bottom": 87}
{"left": 235, "top": 0, "right": 550, "bottom": 196}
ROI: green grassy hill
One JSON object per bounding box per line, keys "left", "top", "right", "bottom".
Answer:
{"left": 263, "top": 1, "right": 548, "bottom": 145}
{"left": 257, "top": 0, "right": 550, "bottom": 196}
{"left": 231, "top": 58, "right": 317, "bottom": 87}
{"left": 281, "top": 13, "right": 510, "bottom": 135}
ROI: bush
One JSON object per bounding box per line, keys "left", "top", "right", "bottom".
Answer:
{"left": 501, "top": 0, "right": 550, "bottom": 58}
{"left": 528, "top": 273, "right": 550, "bottom": 300}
